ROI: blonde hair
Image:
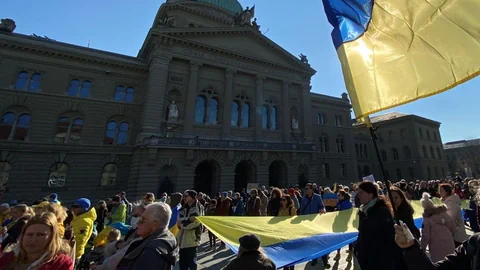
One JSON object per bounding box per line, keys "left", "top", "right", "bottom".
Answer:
{"left": 14, "top": 213, "right": 69, "bottom": 266}
{"left": 43, "top": 203, "right": 68, "bottom": 223}
{"left": 107, "top": 228, "right": 121, "bottom": 242}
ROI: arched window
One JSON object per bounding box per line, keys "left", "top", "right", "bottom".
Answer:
{"left": 317, "top": 113, "right": 325, "bottom": 124}
{"left": 437, "top": 147, "right": 442, "bottom": 160}
{"left": 194, "top": 96, "right": 206, "bottom": 124}
{"left": 54, "top": 117, "right": 83, "bottom": 143}
{"left": 241, "top": 103, "right": 250, "bottom": 128}
{"left": 207, "top": 98, "right": 218, "bottom": 125}
{"left": 0, "top": 113, "right": 31, "bottom": 141}
{"left": 261, "top": 105, "right": 268, "bottom": 129}
{"left": 28, "top": 73, "right": 42, "bottom": 91}
{"left": 104, "top": 121, "right": 129, "bottom": 145}
{"left": 231, "top": 101, "right": 239, "bottom": 127}
{"left": 0, "top": 161, "right": 11, "bottom": 197}
{"left": 100, "top": 163, "right": 117, "bottom": 186}
{"left": 48, "top": 163, "right": 68, "bottom": 188}
{"left": 114, "top": 86, "right": 135, "bottom": 102}
{"left": 392, "top": 148, "right": 399, "bottom": 160}
{"left": 336, "top": 137, "right": 345, "bottom": 153}
{"left": 14, "top": 71, "right": 29, "bottom": 90}
{"left": 67, "top": 79, "right": 91, "bottom": 97}
{"left": 79, "top": 81, "right": 91, "bottom": 97}
{"left": 318, "top": 135, "right": 328, "bottom": 152}
{"left": 422, "top": 145, "right": 428, "bottom": 158}
{"left": 323, "top": 163, "right": 330, "bottom": 178}
{"left": 403, "top": 146, "right": 412, "bottom": 159}
{"left": 381, "top": 150, "right": 388, "bottom": 162}
{"left": 341, "top": 164, "right": 347, "bottom": 177}
{"left": 396, "top": 168, "right": 402, "bottom": 180}
{"left": 270, "top": 106, "right": 277, "bottom": 130}
{"left": 67, "top": 79, "right": 81, "bottom": 96}
{"left": 430, "top": 146, "right": 435, "bottom": 159}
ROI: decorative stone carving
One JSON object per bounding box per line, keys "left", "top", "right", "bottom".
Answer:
{"left": 291, "top": 116, "right": 299, "bottom": 130}
{"left": 234, "top": 6, "right": 255, "bottom": 26}
{"left": 0, "top": 19, "right": 16, "bottom": 33}
{"left": 299, "top": 54, "right": 309, "bottom": 64}
{"left": 252, "top": 18, "right": 260, "bottom": 31}
{"left": 168, "top": 100, "right": 179, "bottom": 120}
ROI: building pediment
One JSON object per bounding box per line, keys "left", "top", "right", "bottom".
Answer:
{"left": 146, "top": 28, "right": 315, "bottom": 75}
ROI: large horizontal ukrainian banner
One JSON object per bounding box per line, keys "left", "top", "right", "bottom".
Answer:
{"left": 197, "top": 199, "right": 469, "bottom": 268}
{"left": 322, "top": 0, "right": 480, "bottom": 119}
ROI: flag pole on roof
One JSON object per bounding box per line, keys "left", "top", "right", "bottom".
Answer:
{"left": 322, "top": 0, "right": 480, "bottom": 222}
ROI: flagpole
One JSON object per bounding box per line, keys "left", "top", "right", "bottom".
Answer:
{"left": 365, "top": 116, "right": 399, "bottom": 221}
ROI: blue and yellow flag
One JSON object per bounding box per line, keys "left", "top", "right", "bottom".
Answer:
{"left": 322, "top": 0, "right": 480, "bottom": 119}
{"left": 197, "top": 199, "right": 468, "bottom": 268}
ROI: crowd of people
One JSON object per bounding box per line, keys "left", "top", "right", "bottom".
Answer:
{"left": 0, "top": 176, "right": 479, "bottom": 269}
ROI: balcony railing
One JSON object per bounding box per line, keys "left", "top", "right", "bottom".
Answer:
{"left": 143, "top": 137, "right": 316, "bottom": 151}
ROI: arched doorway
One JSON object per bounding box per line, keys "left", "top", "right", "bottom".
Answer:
{"left": 298, "top": 164, "right": 308, "bottom": 187}
{"left": 158, "top": 165, "right": 177, "bottom": 196}
{"left": 269, "top": 160, "right": 288, "bottom": 188}
{"left": 234, "top": 160, "right": 256, "bottom": 192}
{"left": 194, "top": 160, "right": 219, "bottom": 196}
{"left": 363, "top": 165, "right": 371, "bottom": 176}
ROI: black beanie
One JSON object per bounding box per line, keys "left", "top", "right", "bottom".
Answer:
{"left": 358, "top": 181, "right": 378, "bottom": 196}
{"left": 185, "top": 190, "right": 197, "bottom": 199}
{"left": 239, "top": 234, "right": 261, "bottom": 251}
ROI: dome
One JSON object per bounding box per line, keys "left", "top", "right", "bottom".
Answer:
{"left": 197, "top": 0, "right": 243, "bottom": 14}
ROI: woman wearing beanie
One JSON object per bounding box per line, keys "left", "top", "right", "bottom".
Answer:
{"left": 420, "top": 192, "right": 456, "bottom": 262}
{"left": 223, "top": 234, "right": 276, "bottom": 270}
{"left": 439, "top": 183, "right": 469, "bottom": 246}
{"left": 354, "top": 181, "right": 406, "bottom": 270}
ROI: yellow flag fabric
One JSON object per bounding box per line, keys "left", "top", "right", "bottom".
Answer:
{"left": 327, "top": 0, "right": 480, "bottom": 119}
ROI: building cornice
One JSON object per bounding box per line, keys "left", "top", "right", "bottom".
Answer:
{"left": 0, "top": 32, "right": 148, "bottom": 72}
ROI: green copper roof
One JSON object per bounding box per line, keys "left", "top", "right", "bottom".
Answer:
{"left": 197, "top": 0, "right": 243, "bottom": 14}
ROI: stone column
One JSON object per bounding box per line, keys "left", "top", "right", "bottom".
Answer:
{"left": 255, "top": 76, "right": 265, "bottom": 141}
{"left": 282, "top": 81, "right": 290, "bottom": 141}
{"left": 183, "top": 61, "right": 201, "bottom": 137}
{"left": 139, "top": 54, "right": 171, "bottom": 140}
{"left": 302, "top": 83, "right": 313, "bottom": 141}
{"left": 222, "top": 68, "right": 236, "bottom": 137}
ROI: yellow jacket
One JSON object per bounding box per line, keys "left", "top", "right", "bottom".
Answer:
{"left": 72, "top": 207, "right": 97, "bottom": 259}
{"left": 0, "top": 211, "right": 11, "bottom": 226}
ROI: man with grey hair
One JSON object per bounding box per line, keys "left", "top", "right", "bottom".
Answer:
{"left": 116, "top": 202, "right": 179, "bottom": 270}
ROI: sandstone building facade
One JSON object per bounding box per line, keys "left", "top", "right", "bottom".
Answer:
{"left": 0, "top": 0, "right": 356, "bottom": 202}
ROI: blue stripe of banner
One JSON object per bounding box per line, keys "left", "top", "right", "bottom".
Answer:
{"left": 322, "top": 0, "right": 374, "bottom": 49}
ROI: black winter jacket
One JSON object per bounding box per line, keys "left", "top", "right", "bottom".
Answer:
{"left": 403, "top": 233, "right": 480, "bottom": 270}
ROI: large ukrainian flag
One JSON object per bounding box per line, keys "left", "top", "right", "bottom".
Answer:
{"left": 323, "top": 0, "right": 480, "bottom": 119}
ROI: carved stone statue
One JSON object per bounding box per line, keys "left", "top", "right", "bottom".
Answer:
{"left": 168, "top": 100, "right": 179, "bottom": 119}
{"left": 0, "top": 19, "right": 16, "bottom": 33}
{"left": 252, "top": 18, "right": 260, "bottom": 31}
{"left": 299, "top": 54, "right": 309, "bottom": 64}
{"left": 291, "top": 116, "right": 299, "bottom": 130}
{"left": 234, "top": 6, "right": 255, "bottom": 26}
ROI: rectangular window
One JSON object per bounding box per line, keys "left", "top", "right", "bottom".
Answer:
{"left": 334, "top": 116, "right": 342, "bottom": 127}
{"left": 317, "top": 113, "right": 326, "bottom": 125}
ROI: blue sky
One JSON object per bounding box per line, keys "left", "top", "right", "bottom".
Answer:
{"left": 1, "top": 0, "right": 478, "bottom": 143}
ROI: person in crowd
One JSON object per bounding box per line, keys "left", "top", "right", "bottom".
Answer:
{"left": 287, "top": 188, "right": 300, "bottom": 210}
{"left": 439, "top": 183, "right": 469, "bottom": 246}
{"left": 159, "top": 192, "right": 168, "bottom": 203}
{"left": 0, "top": 204, "right": 31, "bottom": 251}
{"left": 0, "top": 203, "right": 10, "bottom": 227}
{"left": 223, "top": 234, "right": 276, "bottom": 270}
{"left": 464, "top": 180, "right": 480, "bottom": 232}
{"left": 142, "top": 193, "right": 155, "bottom": 205}
{"left": 122, "top": 202, "right": 147, "bottom": 243}
{"left": 228, "top": 190, "right": 233, "bottom": 199}
{"left": 48, "top": 193, "right": 61, "bottom": 204}
{"left": 334, "top": 190, "right": 353, "bottom": 261}
{"left": 240, "top": 188, "right": 248, "bottom": 202}
{"left": 355, "top": 181, "right": 404, "bottom": 270}
{"left": 197, "top": 193, "right": 207, "bottom": 208}
{"left": 71, "top": 198, "right": 97, "bottom": 262}
{"left": 96, "top": 200, "right": 108, "bottom": 233}
{"left": 420, "top": 192, "right": 456, "bottom": 262}
{"left": 177, "top": 190, "right": 204, "bottom": 270}
{"left": 168, "top": 193, "right": 183, "bottom": 236}
{"left": 107, "top": 195, "right": 126, "bottom": 225}
{"left": 206, "top": 199, "right": 217, "bottom": 251}
{"left": 43, "top": 202, "right": 68, "bottom": 238}
{"left": 267, "top": 188, "right": 282, "bottom": 216}
{"left": 390, "top": 186, "right": 421, "bottom": 239}
{"left": 258, "top": 190, "right": 268, "bottom": 216}
{"left": 0, "top": 212, "right": 73, "bottom": 270}
{"left": 322, "top": 187, "right": 338, "bottom": 212}
{"left": 116, "top": 202, "right": 178, "bottom": 270}
{"left": 300, "top": 183, "right": 328, "bottom": 268}
{"left": 85, "top": 228, "right": 121, "bottom": 266}
{"left": 246, "top": 189, "right": 261, "bottom": 216}
{"left": 119, "top": 191, "right": 132, "bottom": 215}
{"left": 216, "top": 192, "right": 232, "bottom": 217}
{"left": 33, "top": 201, "right": 50, "bottom": 216}
{"left": 278, "top": 194, "right": 296, "bottom": 218}
{"left": 453, "top": 183, "right": 465, "bottom": 199}
{"left": 395, "top": 221, "right": 479, "bottom": 269}
{"left": 232, "top": 192, "right": 245, "bottom": 216}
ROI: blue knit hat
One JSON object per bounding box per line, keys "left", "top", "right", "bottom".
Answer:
{"left": 73, "top": 198, "right": 91, "bottom": 211}
{"left": 48, "top": 193, "right": 59, "bottom": 203}
{"left": 222, "top": 191, "right": 228, "bottom": 197}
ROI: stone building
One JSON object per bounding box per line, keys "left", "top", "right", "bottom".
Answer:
{"left": 353, "top": 112, "right": 449, "bottom": 181}
{"left": 0, "top": 0, "right": 354, "bottom": 203}
{"left": 444, "top": 139, "right": 480, "bottom": 178}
